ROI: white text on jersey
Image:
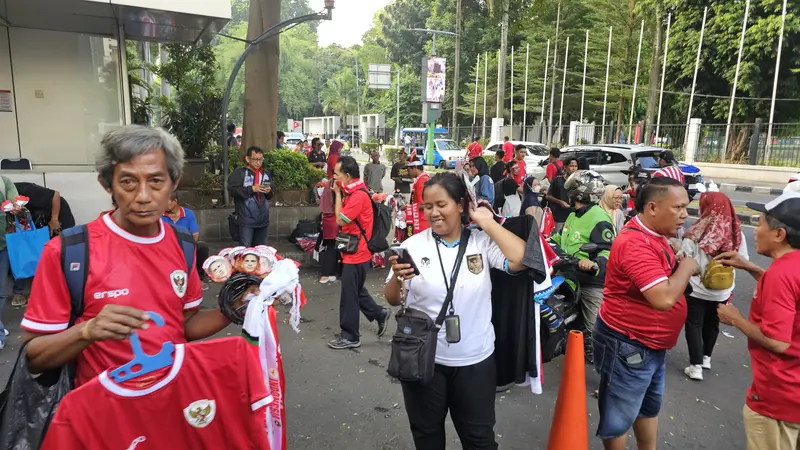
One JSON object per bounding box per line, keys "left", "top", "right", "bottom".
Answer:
{"left": 93, "top": 288, "right": 130, "bottom": 300}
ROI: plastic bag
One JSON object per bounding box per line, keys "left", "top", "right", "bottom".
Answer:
{"left": 7, "top": 216, "right": 50, "bottom": 279}
{"left": 0, "top": 345, "right": 73, "bottom": 449}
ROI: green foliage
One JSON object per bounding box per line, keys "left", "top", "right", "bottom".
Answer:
{"left": 361, "top": 142, "right": 379, "bottom": 152}
{"left": 154, "top": 44, "right": 222, "bottom": 158}
{"left": 483, "top": 154, "right": 497, "bottom": 167}
{"left": 262, "top": 150, "right": 322, "bottom": 190}
{"left": 206, "top": 144, "right": 245, "bottom": 174}
{"left": 384, "top": 146, "right": 405, "bottom": 163}
{"left": 197, "top": 172, "right": 223, "bottom": 195}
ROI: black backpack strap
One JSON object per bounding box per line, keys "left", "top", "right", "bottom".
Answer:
{"left": 434, "top": 227, "right": 471, "bottom": 326}
{"left": 168, "top": 224, "right": 196, "bottom": 274}
{"left": 60, "top": 225, "right": 89, "bottom": 325}
{"left": 353, "top": 189, "right": 373, "bottom": 239}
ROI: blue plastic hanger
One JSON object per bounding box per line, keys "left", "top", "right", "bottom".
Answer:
{"left": 108, "top": 311, "right": 175, "bottom": 383}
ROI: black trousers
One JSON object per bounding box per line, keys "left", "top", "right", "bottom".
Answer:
{"left": 339, "top": 262, "right": 384, "bottom": 341}
{"left": 401, "top": 354, "right": 498, "bottom": 450}
{"left": 195, "top": 241, "right": 210, "bottom": 279}
{"left": 684, "top": 295, "right": 721, "bottom": 365}
{"left": 319, "top": 239, "right": 341, "bottom": 277}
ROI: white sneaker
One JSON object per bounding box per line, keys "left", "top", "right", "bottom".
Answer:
{"left": 319, "top": 277, "right": 330, "bottom": 284}
{"left": 3, "top": 329, "right": 7, "bottom": 336}
{"left": 329, "top": 276, "right": 337, "bottom": 282}
{"left": 702, "top": 356, "right": 711, "bottom": 370}
{"left": 684, "top": 365, "right": 703, "bottom": 381}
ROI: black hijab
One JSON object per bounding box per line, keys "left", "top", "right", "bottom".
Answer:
{"left": 470, "top": 156, "right": 490, "bottom": 178}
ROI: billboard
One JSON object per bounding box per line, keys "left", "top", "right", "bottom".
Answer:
{"left": 368, "top": 64, "right": 392, "bottom": 89}
{"left": 421, "top": 56, "right": 446, "bottom": 103}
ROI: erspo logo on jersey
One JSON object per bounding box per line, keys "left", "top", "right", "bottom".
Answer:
{"left": 93, "top": 288, "right": 130, "bottom": 300}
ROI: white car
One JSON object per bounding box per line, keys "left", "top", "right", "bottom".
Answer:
{"left": 559, "top": 144, "right": 704, "bottom": 198}
{"left": 483, "top": 141, "right": 549, "bottom": 178}
{"left": 432, "top": 139, "right": 467, "bottom": 169}
{"left": 285, "top": 132, "right": 306, "bottom": 148}
{"left": 786, "top": 173, "right": 800, "bottom": 193}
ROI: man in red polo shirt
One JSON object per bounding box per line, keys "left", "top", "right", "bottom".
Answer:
{"left": 466, "top": 135, "right": 483, "bottom": 161}
{"left": 716, "top": 191, "right": 800, "bottom": 450}
{"left": 328, "top": 156, "right": 391, "bottom": 350}
{"left": 593, "top": 177, "right": 698, "bottom": 450}
{"left": 502, "top": 136, "right": 514, "bottom": 162}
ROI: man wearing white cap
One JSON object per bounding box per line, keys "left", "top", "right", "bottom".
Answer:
{"left": 715, "top": 191, "right": 800, "bottom": 450}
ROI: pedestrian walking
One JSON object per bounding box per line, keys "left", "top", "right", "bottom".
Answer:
{"left": 715, "top": 191, "right": 800, "bottom": 450}
{"left": 385, "top": 172, "right": 529, "bottom": 450}
{"left": 594, "top": 177, "right": 698, "bottom": 450}
{"left": 363, "top": 151, "right": 386, "bottom": 193}
{"left": 317, "top": 180, "right": 340, "bottom": 284}
{"left": 328, "top": 156, "right": 391, "bottom": 350}
{"left": 228, "top": 146, "right": 273, "bottom": 246}
{"left": 680, "top": 192, "right": 748, "bottom": 381}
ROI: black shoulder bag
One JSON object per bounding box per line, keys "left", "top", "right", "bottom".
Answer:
{"left": 387, "top": 228, "right": 471, "bottom": 384}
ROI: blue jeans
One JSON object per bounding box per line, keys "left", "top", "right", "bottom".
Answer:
{"left": 239, "top": 225, "right": 269, "bottom": 247}
{"left": 592, "top": 318, "right": 666, "bottom": 440}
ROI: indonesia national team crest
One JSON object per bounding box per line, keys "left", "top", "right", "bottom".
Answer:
{"left": 183, "top": 399, "right": 216, "bottom": 428}
{"left": 171, "top": 270, "right": 187, "bottom": 298}
{"left": 466, "top": 254, "right": 484, "bottom": 274}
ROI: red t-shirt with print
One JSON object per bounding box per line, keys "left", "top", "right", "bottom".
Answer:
{"left": 411, "top": 173, "right": 430, "bottom": 233}
{"left": 514, "top": 159, "right": 527, "bottom": 185}
{"left": 599, "top": 216, "right": 687, "bottom": 350}
{"left": 339, "top": 187, "right": 373, "bottom": 264}
{"left": 746, "top": 250, "right": 800, "bottom": 423}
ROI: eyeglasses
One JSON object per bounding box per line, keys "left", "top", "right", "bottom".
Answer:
{"left": 250, "top": 158, "right": 264, "bottom": 163}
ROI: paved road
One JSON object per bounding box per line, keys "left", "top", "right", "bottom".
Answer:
{"left": 0, "top": 220, "right": 768, "bottom": 449}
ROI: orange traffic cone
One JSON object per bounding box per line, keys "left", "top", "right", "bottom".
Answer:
{"left": 547, "top": 330, "right": 589, "bottom": 450}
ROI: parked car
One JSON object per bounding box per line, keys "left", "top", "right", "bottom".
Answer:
{"left": 337, "top": 134, "right": 361, "bottom": 148}
{"left": 558, "top": 144, "right": 704, "bottom": 199}
{"left": 483, "top": 141, "right": 549, "bottom": 179}
{"left": 786, "top": 173, "right": 800, "bottom": 193}
{"left": 432, "top": 139, "right": 467, "bottom": 169}
{"left": 285, "top": 132, "right": 306, "bottom": 149}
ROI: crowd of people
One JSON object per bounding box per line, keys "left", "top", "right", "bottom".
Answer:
{"left": 0, "top": 124, "right": 797, "bottom": 450}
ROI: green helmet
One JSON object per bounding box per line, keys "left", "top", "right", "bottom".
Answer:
{"left": 564, "top": 170, "right": 606, "bottom": 204}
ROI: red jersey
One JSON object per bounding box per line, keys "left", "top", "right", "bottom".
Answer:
{"left": 514, "top": 158, "right": 527, "bottom": 185}
{"left": 653, "top": 166, "right": 684, "bottom": 184}
{"left": 599, "top": 216, "right": 687, "bottom": 350}
{"left": 339, "top": 180, "right": 373, "bottom": 264}
{"left": 467, "top": 141, "right": 483, "bottom": 160}
{"left": 411, "top": 173, "right": 431, "bottom": 233}
{"left": 746, "top": 250, "right": 800, "bottom": 423}
{"left": 22, "top": 214, "right": 203, "bottom": 386}
{"left": 545, "top": 160, "right": 563, "bottom": 182}
{"left": 502, "top": 142, "right": 515, "bottom": 162}
{"left": 41, "top": 337, "right": 272, "bottom": 450}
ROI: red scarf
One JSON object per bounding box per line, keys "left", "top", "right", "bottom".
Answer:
{"left": 341, "top": 179, "right": 366, "bottom": 195}
{"left": 683, "top": 192, "right": 741, "bottom": 255}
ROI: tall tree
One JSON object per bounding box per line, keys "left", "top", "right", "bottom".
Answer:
{"left": 243, "top": 0, "right": 281, "bottom": 153}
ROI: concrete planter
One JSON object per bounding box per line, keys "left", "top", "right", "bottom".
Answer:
{"left": 194, "top": 205, "right": 320, "bottom": 242}
{"left": 180, "top": 158, "right": 209, "bottom": 188}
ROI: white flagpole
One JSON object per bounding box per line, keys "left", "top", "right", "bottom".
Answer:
{"left": 548, "top": 3, "right": 561, "bottom": 145}
{"left": 558, "top": 36, "right": 570, "bottom": 137}
{"left": 723, "top": 0, "right": 750, "bottom": 161}
{"left": 601, "top": 26, "right": 612, "bottom": 143}
{"left": 473, "top": 54, "right": 480, "bottom": 126}
{"left": 523, "top": 43, "right": 530, "bottom": 139}
{"left": 496, "top": 49, "right": 502, "bottom": 120}
{"left": 655, "top": 13, "right": 672, "bottom": 144}
{"left": 483, "top": 52, "right": 488, "bottom": 137}
{"left": 580, "top": 30, "right": 589, "bottom": 123}
{"left": 541, "top": 40, "right": 550, "bottom": 125}
{"left": 510, "top": 46, "right": 515, "bottom": 128}
{"left": 765, "top": 0, "right": 788, "bottom": 162}
{"left": 628, "top": 20, "right": 645, "bottom": 144}
{"left": 687, "top": 7, "right": 708, "bottom": 127}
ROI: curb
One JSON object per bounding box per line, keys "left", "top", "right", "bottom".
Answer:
{"left": 688, "top": 207, "right": 760, "bottom": 226}
{"left": 718, "top": 183, "right": 783, "bottom": 196}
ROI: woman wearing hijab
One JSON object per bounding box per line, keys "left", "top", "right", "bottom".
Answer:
{"left": 467, "top": 156, "right": 495, "bottom": 206}
{"left": 519, "top": 176, "right": 542, "bottom": 215}
{"left": 599, "top": 185, "right": 625, "bottom": 233}
{"left": 680, "top": 192, "right": 748, "bottom": 381}
{"left": 317, "top": 180, "right": 340, "bottom": 283}
{"left": 327, "top": 140, "right": 343, "bottom": 179}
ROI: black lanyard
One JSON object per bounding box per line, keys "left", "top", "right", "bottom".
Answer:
{"left": 434, "top": 234, "right": 461, "bottom": 315}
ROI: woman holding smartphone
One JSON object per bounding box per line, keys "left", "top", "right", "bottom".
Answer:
{"left": 385, "top": 172, "right": 527, "bottom": 450}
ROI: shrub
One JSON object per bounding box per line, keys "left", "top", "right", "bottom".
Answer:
{"left": 206, "top": 144, "right": 245, "bottom": 175}
{"left": 262, "top": 150, "right": 322, "bottom": 191}
{"left": 384, "top": 146, "right": 402, "bottom": 163}
{"left": 361, "top": 142, "right": 379, "bottom": 152}
{"left": 483, "top": 154, "right": 496, "bottom": 167}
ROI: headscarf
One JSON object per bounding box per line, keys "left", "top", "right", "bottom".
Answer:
{"left": 327, "top": 140, "right": 343, "bottom": 179}
{"left": 470, "top": 156, "right": 490, "bottom": 177}
{"left": 520, "top": 176, "right": 541, "bottom": 214}
{"left": 600, "top": 185, "right": 623, "bottom": 224}
{"left": 683, "top": 192, "right": 742, "bottom": 255}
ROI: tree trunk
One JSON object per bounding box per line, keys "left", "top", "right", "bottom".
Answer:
{"left": 615, "top": 0, "right": 636, "bottom": 143}
{"left": 496, "top": 5, "right": 508, "bottom": 121}
{"left": 243, "top": 0, "right": 281, "bottom": 154}
{"left": 644, "top": 3, "right": 663, "bottom": 142}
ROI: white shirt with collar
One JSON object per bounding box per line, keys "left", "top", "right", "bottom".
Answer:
{"left": 386, "top": 228, "right": 509, "bottom": 367}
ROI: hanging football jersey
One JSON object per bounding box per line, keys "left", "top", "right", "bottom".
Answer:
{"left": 41, "top": 337, "right": 272, "bottom": 450}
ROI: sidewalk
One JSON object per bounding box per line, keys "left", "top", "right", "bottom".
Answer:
{"left": 711, "top": 177, "right": 786, "bottom": 196}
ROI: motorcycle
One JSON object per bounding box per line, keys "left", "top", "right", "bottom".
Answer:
{"left": 540, "top": 242, "right": 599, "bottom": 363}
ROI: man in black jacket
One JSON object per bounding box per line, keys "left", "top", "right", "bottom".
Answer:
{"left": 228, "top": 146, "right": 274, "bottom": 246}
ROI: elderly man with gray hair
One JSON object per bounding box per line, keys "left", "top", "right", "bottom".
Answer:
{"left": 20, "top": 125, "right": 229, "bottom": 387}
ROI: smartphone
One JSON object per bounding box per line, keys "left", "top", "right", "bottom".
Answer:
{"left": 386, "top": 247, "right": 420, "bottom": 276}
